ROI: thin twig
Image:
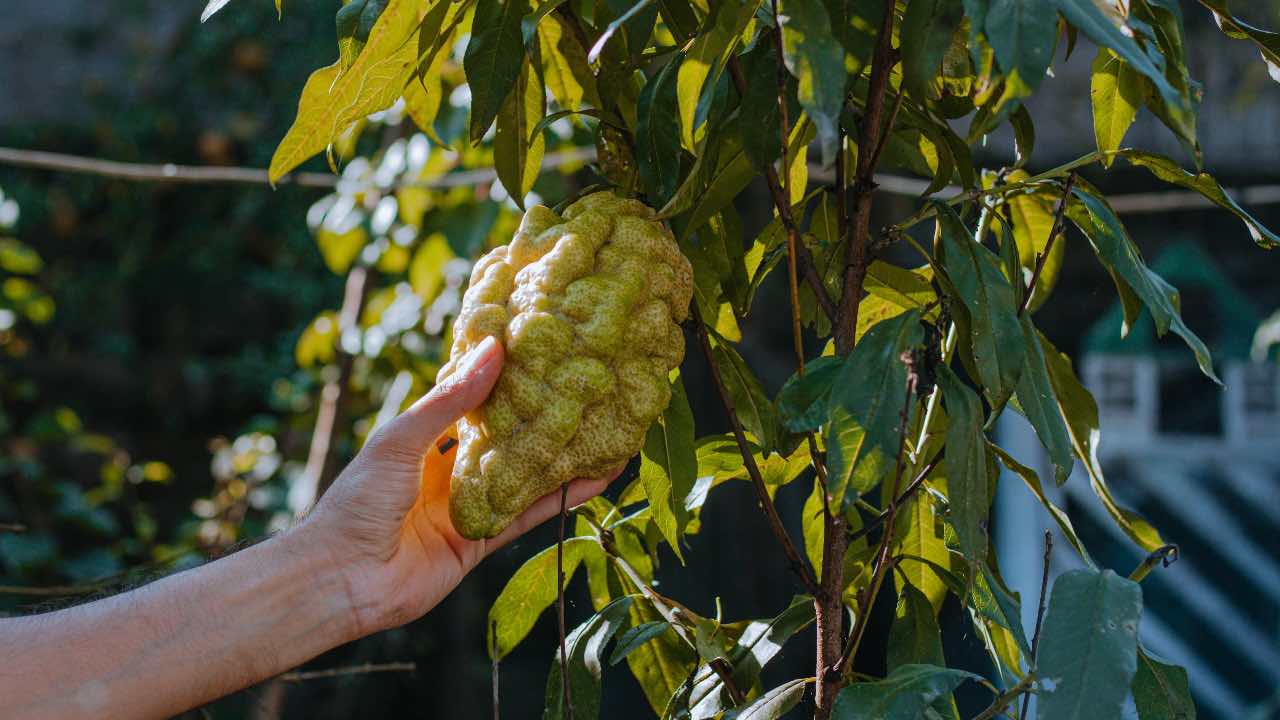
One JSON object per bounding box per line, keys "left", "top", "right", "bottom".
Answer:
{"left": 837, "top": 373, "right": 918, "bottom": 677}
{"left": 975, "top": 673, "right": 1037, "bottom": 720}
{"left": 0, "top": 145, "right": 595, "bottom": 190}
{"left": 1128, "top": 544, "right": 1179, "bottom": 583}
{"left": 845, "top": 450, "right": 943, "bottom": 546}
{"left": 492, "top": 620, "right": 501, "bottom": 720}
{"left": 279, "top": 662, "right": 417, "bottom": 682}
{"left": 864, "top": 88, "right": 906, "bottom": 176}
{"left": 0, "top": 523, "right": 26, "bottom": 533}
{"left": 557, "top": 483, "right": 575, "bottom": 720}
{"left": 1017, "top": 173, "right": 1076, "bottom": 316}
{"left": 1019, "top": 532, "right": 1054, "bottom": 720}
{"left": 689, "top": 304, "right": 819, "bottom": 596}
{"left": 725, "top": 55, "right": 838, "bottom": 324}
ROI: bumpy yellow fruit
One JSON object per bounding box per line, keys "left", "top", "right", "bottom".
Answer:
{"left": 438, "top": 191, "right": 694, "bottom": 539}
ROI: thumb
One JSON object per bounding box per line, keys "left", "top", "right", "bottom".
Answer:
{"left": 378, "top": 336, "right": 503, "bottom": 452}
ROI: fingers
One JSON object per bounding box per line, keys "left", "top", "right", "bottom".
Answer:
{"left": 485, "top": 466, "right": 625, "bottom": 555}
{"left": 377, "top": 336, "right": 503, "bottom": 452}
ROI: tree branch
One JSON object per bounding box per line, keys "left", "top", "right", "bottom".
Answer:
{"left": 279, "top": 662, "right": 416, "bottom": 682}
{"left": 557, "top": 484, "right": 575, "bottom": 720}
{"left": 1019, "top": 531, "right": 1054, "bottom": 720}
{"left": 976, "top": 673, "right": 1036, "bottom": 720}
{"left": 1017, "top": 173, "right": 1075, "bottom": 316}
{"left": 689, "top": 304, "right": 819, "bottom": 596}
{"left": 725, "top": 56, "right": 837, "bottom": 324}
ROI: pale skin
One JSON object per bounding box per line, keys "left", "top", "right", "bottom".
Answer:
{"left": 0, "top": 336, "right": 618, "bottom": 720}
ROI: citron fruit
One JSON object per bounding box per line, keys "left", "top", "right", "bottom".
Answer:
{"left": 438, "top": 191, "right": 694, "bottom": 539}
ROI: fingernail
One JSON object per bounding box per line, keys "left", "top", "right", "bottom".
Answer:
{"left": 457, "top": 336, "right": 498, "bottom": 377}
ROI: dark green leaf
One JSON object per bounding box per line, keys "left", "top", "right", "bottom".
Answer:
{"left": 637, "top": 56, "right": 685, "bottom": 205}
{"left": 1038, "top": 333, "right": 1167, "bottom": 552}
{"left": 464, "top": 0, "right": 529, "bottom": 142}
{"left": 777, "top": 355, "right": 844, "bottom": 432}
{"left": 1133, "top": 645, "right": 1197, "bottom": 720}
{"left": 1067, "top": 182, "right": 1217, "bottom": 381}
{"left": 888, "top": 583, "right": 947, "bottom": 669}
{"left": 708, "top": 333, "right": 783, "bottom": 454}
{"left": 936, "top": 365, "right": 989, "bottom": 566}
{"left": 985, "top": 0, "right": 1056, "bottom": 91}
{"left": 640, "top": 374, "right": 698, "bottom": 561}
{"left": 544, "top": 596, "right": 635, "bottom": 720}
{"left": 1014, "top": 315, "right": 1073, "bottom": 484}
{"left": 1036, "top": 569, "right": 1143, "bottom": 720}
{"left": 780, "top": 0, "right": 848, "bottom": 163}
{"left": 1119, "top": 149, "right": 1280, "bottom": 249}
{"left": 489, "top": 537, "right": 596, "bottom": 659}
{"left": 610, "top": 621, "right": 673, "bottom": 665}
{"left": 826, "top": 310, "right": 924, "bottom": 506}
{"left": 831, "top": 664, "right": 981, "bottom": 720}
{"left": 901, "top": 0, "right": 966, "bottom": 100}
{"left": 588, "top": 0, "right": 658, "bottom": 61}
{"left": 936, "top": 204, "right": 1026, "bottom": 407}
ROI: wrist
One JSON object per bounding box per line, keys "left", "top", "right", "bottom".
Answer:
{"left": 277, "top": 519, "right": 371, "bottom": 644}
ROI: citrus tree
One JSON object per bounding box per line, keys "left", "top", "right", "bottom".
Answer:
{"left": 207, "top": 0, "right": 1280, "bottom": 715}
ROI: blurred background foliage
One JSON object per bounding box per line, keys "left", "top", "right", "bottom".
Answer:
{"left": 2, "top": 0, "right": 1280, "bottom": 718}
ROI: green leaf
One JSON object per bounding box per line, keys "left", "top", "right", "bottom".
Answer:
{"left": 1197, "top": 0, "right": 1280, "bottom": 84}
{"left": 888, "top": 583, "right": 947, "bottom": 669}
{"left": 936, "top": 204, "right": 1025, "bottom": 407}
{"left": 936, "top": 365, "right": 989, "bottom": 567}
{"left": 1038, "top": 332, "right": 1166, "bottom": 553}
{"left": 1013, "top": 315, "right": 1073, "bottom": 484}
{"left": 735, "top": 39, "right": 791, "bottom": 171}
{"left": 538, "top": 13, "right": 603, "bottom": 112}
{"left": 464, "top": 0, "right": 529, "bottom": 143}
{"left": 1067, "top": 182, "right": 1217, "bottom": 381}
{"left": 1036, "top": 569, "right": 1143, "bottom": 720}
{"left": 779, "top": 0, "right": 846, "bottom": 163}
{"left": 488, "top": 537, "right": 596, "bottom": 659}
{"left": 726, "top": 678, "right": 809, "bottom": 719}
{"left": 494, "top": 55, "right": 546, "bottom": 208}
{"left": 893, "top": 477, "right": 957, "bottom": 614}
{"left": 708, "top": 333, "right": 783, "bottom": 455}
{"left": 543, "top": 596, "right": 635, "bottom": 720}
{"left": 0, "top": 239, "right": 43, "bottom": 275}
{"left": 1132, "top": 645, "right": 1197, "bottom": 720}
{"left": 826, "top": 310, "right": 924, "bottom": 506}
{"left": 973, "top": 563, "right": 1032, "bottom": 658}
{"left": 1051, "top": 0, "right": 1186, "bottom": 115}
{"left": 901, "top": 0, "right": 966, "bottom": 100}
{"left": 984, "top": 0, "right": 1056, "bottom": 91}
{"left": 270, "top": 0, "right": 420, "bottom": 182}
{"left": 676, "top": 0, "right": 757, "bottom": 149}
{"left": 637, "top": 56, "right": 684, "bottom": 205}
{"left": 1119, "top": 149, "right": 1280, "bottom": 249}
{"left": 989, "top": 443, "right": 1092, "bottom": 563}
{"left": 802, "top": 479, "right": 826, "bottom": 579}
{"left": 832, "top": 664, "right": 981, "bottom": 720}
{"left": 1090, "top": 49, "right": 1141, "bottom": 163}
{"left": 776, "top": 355, "right": 844, "bottom": 432}
{"left": 640, "top": 375, "right": 698, "bottom": 562}
{"left": 689, "top": 597, "right": 816, "bottom": 715}
{"left": 609, "top": 621, "right": 673, "bottom": 665}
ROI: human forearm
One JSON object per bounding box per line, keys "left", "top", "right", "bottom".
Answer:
{"left": 0, "top": 523, "right": 359, "bottom": 720}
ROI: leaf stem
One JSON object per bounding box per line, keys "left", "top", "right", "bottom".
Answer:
{"left": 974, "top": 673, "right": 1037, "bottom": 720}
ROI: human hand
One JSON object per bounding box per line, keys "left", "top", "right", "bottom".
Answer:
{"left": 300, "top": 336, "right": 621, "bottom": 637}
